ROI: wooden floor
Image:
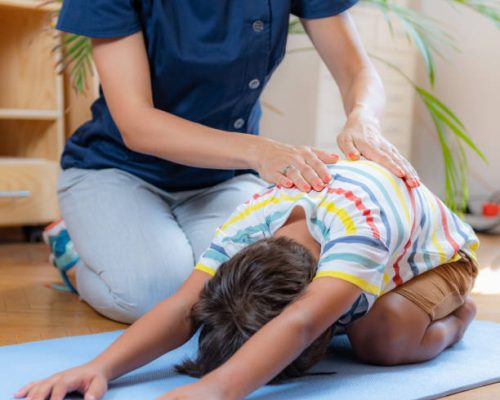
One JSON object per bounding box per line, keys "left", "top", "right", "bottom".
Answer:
{"left": 0, "top": 234, "right": 499, "bottom": 399}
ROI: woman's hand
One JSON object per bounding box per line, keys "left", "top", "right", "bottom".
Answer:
{"left": 254, "top": 138, "right": 339, "bottom": 192}
{"left": 14, "top": 363, "right": 108, "bottom": 400}
{"left": 337, "top": 107, "right": 420, "bottom": 188}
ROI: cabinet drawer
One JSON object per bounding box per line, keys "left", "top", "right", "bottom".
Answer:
{"left": 0, "top": 159, "right": 59, "bottom": 226}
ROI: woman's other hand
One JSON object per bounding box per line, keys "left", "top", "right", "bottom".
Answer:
{"left": 254, "top": 138, "right": 339, "bottom": 192}
{"left": 14, "top": 363, "right": 108, "bottom": 400}
{"left": 337, "top": 106, "right": 420, "bottom": 188}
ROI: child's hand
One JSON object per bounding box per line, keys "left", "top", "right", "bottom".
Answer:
{"left": 156, "top": 379, "right": 230, "bottom": 400}
{"left": 14, "top": 363, "right": 108, "bottom": 400}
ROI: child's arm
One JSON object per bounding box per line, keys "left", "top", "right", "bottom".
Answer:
{"left": 161, "top": 276, "right": 362, "bottom": 400}
{"left": 15, "top": 270, "right": 209, "bottom": 400}
{"left": 91, "top": 270, "right": 208, "bottom": 379}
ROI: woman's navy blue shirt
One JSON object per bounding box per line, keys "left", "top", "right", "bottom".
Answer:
{"left": 57, "top": 0, "right": 358, "bottom": 191}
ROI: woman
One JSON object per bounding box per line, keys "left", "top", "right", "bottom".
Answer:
{"left": 55, "top": 0, "right": 420, "bottom": 323}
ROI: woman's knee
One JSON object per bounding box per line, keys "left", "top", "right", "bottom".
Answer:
{"left": 76, "top": 254, "right": 193, "bottom": 323}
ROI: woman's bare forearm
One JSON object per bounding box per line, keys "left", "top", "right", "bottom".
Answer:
{"left": 342, "top": 66, "right": 385, "bottom": 118}
{"left": 92, "top": 34, "right": 263, "bottom": 172}
{"left": 118, "top": 105, "right": 262, "bottom": 171}
{"left": 302, "top": 13, "right": 385, "bottom": 118}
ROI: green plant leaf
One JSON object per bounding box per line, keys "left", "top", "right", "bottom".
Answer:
{"left": 288, "top": 18, "right": 305, "bottom": 34}
{"left": 362, "top": 0, "right": 457, "bottom": 87}
{"left": 446, "top": 0, "right": 500, "bottom": 26}
{"left": 415, "top": 87, "right": 487, "bottom": 161}
{"left": 59, "top": 34, "right": 93, "bottom": 93}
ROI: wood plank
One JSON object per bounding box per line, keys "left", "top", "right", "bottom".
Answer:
{"left": 0, "top": 8, "right": 58, "bottom": 109}
{"left": 0, "top": 0, "right": 59, "bottom": 12}
{"left": 0, "top": 108, "right": 60, "bottom": 120}
{"left": 0, "top": 159, "right": 60, "bottom": 226}
{"left": 0, "top": 114, "right": 61, "bottom": 161}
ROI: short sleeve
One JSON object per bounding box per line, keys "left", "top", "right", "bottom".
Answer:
{"left": 315, "top": 233, "right": 390, "bottom": 297}
{"left": 56, "top": 0, "right": 142, "bottom": 38}
{"left": 291, "top": 0, "right": 359, "bottom": 19}
{"left": 194, "top": 196, "right": 268, "bottom": 277}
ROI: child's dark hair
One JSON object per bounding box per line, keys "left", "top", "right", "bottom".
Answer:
{"left": 175, "top": 236, "right": 333, "bottom": 382}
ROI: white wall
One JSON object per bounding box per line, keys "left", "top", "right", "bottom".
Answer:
{"left": 411, "top": 1, "right": 500, "bottom": 200}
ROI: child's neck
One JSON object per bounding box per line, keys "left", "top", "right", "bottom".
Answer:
{"left": 274, "top": 206, "right": 321, "bottom": 261}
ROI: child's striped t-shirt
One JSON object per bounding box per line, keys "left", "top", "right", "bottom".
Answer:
{"left": 195, "top": 160, "right": 479, "bottom": 329}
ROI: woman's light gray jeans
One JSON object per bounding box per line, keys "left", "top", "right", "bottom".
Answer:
{"left": 57, "top": 168, "right": 266, "bottom": 323}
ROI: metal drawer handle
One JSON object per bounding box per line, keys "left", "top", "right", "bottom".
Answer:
{"left": 0, "top": 191, "right": 31, "bottom": 198}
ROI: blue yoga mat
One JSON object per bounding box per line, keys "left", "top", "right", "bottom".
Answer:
{"left": 2, "top": 320, "right": 500, "bottom": 400}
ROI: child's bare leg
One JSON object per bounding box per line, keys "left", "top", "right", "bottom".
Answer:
{"left": 346, "top": 293, "right": 476, "bottom": 365}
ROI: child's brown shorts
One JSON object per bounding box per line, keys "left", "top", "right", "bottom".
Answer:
{"left": 392, "top": 252, "right": 479, "bottom": 322}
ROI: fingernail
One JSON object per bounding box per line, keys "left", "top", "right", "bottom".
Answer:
{"left": 348, "top": 151, "right": 359, "bottom": 160}
{"left": 398, "top": 169, "right": 405, "bottom": 177}
{"left": 305, "top": 185, "right": 312, "bottom": 191}
{"left": 323, "top": 175, "right": 331, "bottom": 182}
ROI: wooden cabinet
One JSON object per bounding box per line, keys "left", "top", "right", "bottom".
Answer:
{"left": 0, "top": 0, "right": 64, "bottom": 227}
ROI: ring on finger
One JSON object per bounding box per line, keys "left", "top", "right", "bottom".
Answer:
{"left": 280, "top": 164, "right": 294, "bottom": 175}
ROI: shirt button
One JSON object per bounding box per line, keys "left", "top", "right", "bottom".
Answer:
{"left": 252, "top": 20, "right": 264, "bottom": 32}
{"left": 248, "top": 79, "right": 261, "bottom": 90}
{"left": 233, "top": 118, "right": 245, "bottom": 129}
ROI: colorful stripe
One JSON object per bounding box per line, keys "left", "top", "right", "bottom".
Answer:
{"left": 220, "top": 192, "right": 304, "bottom": 231}
{"left": 391, "top": 185, "right": 418, "bottom": 286}
{"left": 327, "top": 187, "right": 381, "bottom": 240}
{"left": 322, "top": 235, "right": 388, "bottom": 254}
{"left": 332, "top": 174, "right": 392, "bottom": 248}
{"left": 209, "top": 243, "right": 228, "bottom": 257}
{"left": 434, "top": 194, "right": 460, "bottom": 253}
{"left": 415, "top": 188, "right": 434, "bottom": 270}
{"left": 203, "top": 249, "right": 229, "bottom": 263}
{"left": 314, "top": 270, "right": 381, "bottom": 296}
{"left": 222, "top": 223, "right": 268, "bottom": 244}
{"left": 333, "top": 166, "right": 407, "bottom": 250}
{"left": 320, "top": 253, "right": 386, "bottom": 271}
{"left": 319, "top": 199, "right": 357, "bottom": 235}
{"left": 194, "top": 264, "right": 216, "bottom": 276}
{"left": 420, "top": 188, "right": 447, "bottom": 266}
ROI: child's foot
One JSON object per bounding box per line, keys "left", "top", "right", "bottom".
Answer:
{"left": 450, "top": 297, "right": 477, "bottom": 344}
{"left": 43, "top": 219, "right": 80, "bottom": 293}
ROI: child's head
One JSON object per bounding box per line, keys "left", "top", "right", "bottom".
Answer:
{"left": 176, "top": 236, "right": 333, "bottom": 382}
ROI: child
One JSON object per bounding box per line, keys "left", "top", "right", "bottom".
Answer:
{"left": 16, "top": 160, "right": 478, "bottom": 400}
